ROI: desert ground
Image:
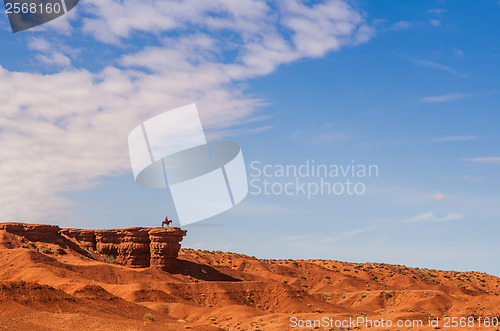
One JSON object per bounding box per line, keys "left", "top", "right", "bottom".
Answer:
{"left": 0, "top": 223, "right": 499, "bottom": 330}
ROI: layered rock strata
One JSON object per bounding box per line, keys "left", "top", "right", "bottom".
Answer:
{"left": 1, "top": 223, "right": 186, "bottom": 270}
{"left": 149, "top": 227, "right": 186, "bottom": 269}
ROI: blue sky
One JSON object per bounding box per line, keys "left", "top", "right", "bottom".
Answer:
{"left": 1, "top": 0, "right": 499, "bottom": 276}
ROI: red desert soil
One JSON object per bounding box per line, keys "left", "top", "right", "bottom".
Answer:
{"left": 0, "top": 223, "right": 499, "bottom": 330}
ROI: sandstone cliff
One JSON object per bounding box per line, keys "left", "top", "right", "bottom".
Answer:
{"left": 0, "top": 223, "right": 186, "bottom": 270}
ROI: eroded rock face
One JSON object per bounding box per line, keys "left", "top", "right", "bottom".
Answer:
{"left": 1, "top": 223, "right": 186, "bottom": 270}
{"left": 60, "top": 228, "right": 96, "bottom": 250}
{"left": 0, "top": 223, "right": 62, "bottom": 243}
{"left": 149, "top": 227, "right": 186, "bottom": 270}
{"left": 95, "top": 227, "right": 151, "bottom": 268}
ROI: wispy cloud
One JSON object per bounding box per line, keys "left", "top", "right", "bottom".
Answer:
{"left": 404, "top": 212, "right": 463, "bottom": 223}
{"left": 419, "top": 92, "right": 472, "bottom": 103}
{"left": 342, "top": 225, "right": 379, "bottom": 238}
{"left": 323, "top": 225, "right": 379, "bottom": 242}
{"left": 463, "top": 176, "right": 485, "bottom": 183}
{"left": 427, "top": 192, "right": 445, "bottom": 200}
{"left": 463, "top": 157, "right": 500, "bottom": 163}
{"left": 428, "top": 8, "right": 446, "bottom": 15}
{"left": 410, "top": 58, "right": 466, "bottom": 77}
{"left": 283, "top": 234, "right": 310, "bottom": 241}
{"left": 309, "top": 132, "right": 349, "bottom": 144}
{"left": 430, "top": 19, "right": 441, "bottom": 26}
{"left": 432, "top": 136, "right": 477, "bottom": 142}
{"left": 388, "top": 21, "right": 411, "bottom": 30}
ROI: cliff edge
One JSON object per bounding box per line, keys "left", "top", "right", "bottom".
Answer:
{"left": 0, "top": 222, "right": 186, "bottom": 270}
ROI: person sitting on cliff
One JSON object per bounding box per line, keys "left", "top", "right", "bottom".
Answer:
{"left": 162, "top": 217, "right": 172, "bottom": 227}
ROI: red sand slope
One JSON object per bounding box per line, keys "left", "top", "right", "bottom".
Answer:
{"left": 0, "top": 225, "right": 499, "bottom": 330}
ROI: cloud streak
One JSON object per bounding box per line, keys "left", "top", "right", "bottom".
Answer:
{"left": 404, "top": 212, "right": 463, "bottom": 223}
{"left": 419, "top": 92, "right": 472, "bottom": 103}
{"left": 463, "top": 157, "right": 500, "bottom": 163}
{"left": 410, "top": 58, "right": 466, "bottom": 78}
{"left": 388, "top": 21, "right": 411, "bottom": 30}
{"left": 322, "top": 225, "right": 379, "bottom": 242}
{"left": 432, "top": 136, "right": 477, "bottom": 142}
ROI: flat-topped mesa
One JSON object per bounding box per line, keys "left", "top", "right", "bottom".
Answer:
{"left": 0, "top": 223, "right": 186, "bottom": 270}
{"left": 0, "top": 223, "right": 63, "bottom": 244}
{"left": 64, "top": 227, "right": 187, "bottom": 269}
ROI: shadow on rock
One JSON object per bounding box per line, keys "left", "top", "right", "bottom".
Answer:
{"left": 170, "top": 259, "right": 242, "bottom": 282}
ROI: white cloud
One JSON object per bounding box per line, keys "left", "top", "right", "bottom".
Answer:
{"left": 0, "top": 0, "right": 372, "bottom": 221}
{"left": 28, "top": 37, "right": 78, "bottom": 68}
{"left": 430, "top": 19, "right": 441, "bottom": 26}
{"left": 0, "top": 64, "right": 263, "bottom": 221}
{"left": 280, "top": 0, "right": 373, "bottom": 56}
{"left": 36, "top": 52, "right": 72, "bottom": 67}
{"left": 419, "top": 92, "right": 472, "bottom": 103}
{"left": 454, "top": 48, "right": 465, "bottom": 57}
{"left": 28, "top": 38, "right": 52, "bottom": 52}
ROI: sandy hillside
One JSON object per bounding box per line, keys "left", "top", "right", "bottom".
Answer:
{"left": 0, "top": 225, "right": 499, "bottom": 330}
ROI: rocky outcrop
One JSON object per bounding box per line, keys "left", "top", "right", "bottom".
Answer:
{"left": 1, "top": 223, "right": 186, "bottom": 270}
{"left": 94, "top": 227, "right": 151, "bottom": 268}
{"left": 149, "top": 227, "right": 186, "bottom": 270}
{"left": 60, "top": 228, "right": 95, "bottom": 250}
{"left": 0, "top": 223, "right": 63, "bottom": 244}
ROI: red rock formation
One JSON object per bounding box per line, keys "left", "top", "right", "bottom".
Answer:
{"left": 94, "top": 227, "right": 151, "bottom": 268}
{"left": 93, "top": 229, "right": 122, "bottom": 261}
{"left": 0, "top": 223, "right": 62, "bottom": 243}
{"left": 0, "top": 223, "right": 186, "bottom": 270}
{"left": 149, "top": 227, "right": 187, "bottom": 270}
{"left": 60, "top": 228, "right": 96, "bottom": 250}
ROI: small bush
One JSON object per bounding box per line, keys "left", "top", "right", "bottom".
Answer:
{"left": 39, "top": 246, "right": 53, "bottom": 254}
{"left": 103, "top": 254, "right": 118, "bottom": 264}
{"left": 144, "top": 313, "right": 156, "bottom": 321}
